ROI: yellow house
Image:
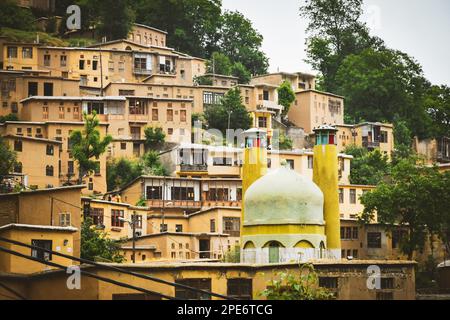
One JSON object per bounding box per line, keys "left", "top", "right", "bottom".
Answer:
{"left": 0, "top": 185, "right": 84, "bottom": 258}
{"left": 0, "top": 224, "right": 77, "bottom": 274}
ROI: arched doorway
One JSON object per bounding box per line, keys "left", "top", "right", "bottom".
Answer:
{"left": 264, "top": 241, "right": 283, "bottom": 263}
{"left": 319, "top": 241, "right": 326, "bottom": 259}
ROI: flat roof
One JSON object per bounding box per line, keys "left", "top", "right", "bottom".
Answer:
{"left": 20, "top": 96, "right": 126, "bottom": 103}
{"left": 133, "top": 23, "right": 168, "bottom": 35}
{"left": 0, "top": 223, "right": 77, "bottom": 233}
{"left": 2, "top": 134, "right": 62, "bottom": 145}
{"left": 0, "top": 185, "right": 85, "bottom": 197}
{"left": 296, "top": 89, "right": 345, "bottom": 99}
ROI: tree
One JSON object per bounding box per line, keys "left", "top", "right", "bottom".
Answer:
{"left": 300, "top": 0, "right": 382, "bottom": 92}
{"left": 206, "top": 52, "right": 232, "bottom": 75}
{"left": 107, "top": 158, "right": 143, "bottom": 191}
{"left": 97, "top": 0, "right": 135, "bottom": 40}
{"left": 204, "top": 87, "right": 252, "bottom": 135}
{"left": 277, "top": 80, "right": 296, "bottom": 117}
{"left": 219, "top": 11, "right": 269, "bottom": 75}
{"left": 231, "top": 62, "right": 251, "bottom": 84}
{"left": 0, "top": 137, "right": 16, "bottom": 184}
{"left": 392, "top": 120, "right": 414, "bottom": 164}
{"left": 360, "top": 159, "right": 449, "bottom": 259}
{"left": 344, "top": 145, "right": 390, "bottom": 185}
{"left": 0, "top": 114, "right": 19, "bottom": 123}
{"left": 260, "top": 264, "right": 335, "bottom": 300}
{"left": 142, "top": 151, "right": 168, "bottom": 176}
{"left": 81, "top": 218, "right": 125, "bottom": 263}
{"left": 335, "top": 48, "right": 431, "bottom": 138}
{"left": 131, "top": 0, "right": 222, "bottom": 58}
{"left": 70, "top": 112, "right": 113, "bottom": 184}
{"left": 144, "top": 127, "right": 166, "bottom": 150}
{"left": 424, "top": 85, "right": 450, "bottom": 138}
{"left": 0, "top": 0, "right": 36, "bottom": 31}
{"left": 273, "top": 132, "right": 293, "bottom": 150}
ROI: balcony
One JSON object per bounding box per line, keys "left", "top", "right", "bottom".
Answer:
{"left": 180, "top": 164, "right": 208, "bottom": 172}
{"left": 257, "top": 100, "right": 284, "bottom": 112}
{"left": 362, "top": 140, "right": 380, "bottom": 149}
{"left": 133, "top": 68, "right": 152, "bottom": 75}
{"left": 145, "top": 199, "right": 202, "bottom": 209}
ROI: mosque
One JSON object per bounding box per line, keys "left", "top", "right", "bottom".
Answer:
{"left": 240, "top": 125, "right": 342, "bottom": 263}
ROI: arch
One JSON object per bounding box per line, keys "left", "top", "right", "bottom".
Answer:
{"left": 294, "top": 240, "right": 315, "bottom": 249}
{"left": 319, "top": 241, "right": 326, "bottom": 259}
{"left": 262, "top": 241, "right": 284, "bottom": 249}
{"left": 243, "top": 241, "right": 255, "bottom": 249}
{"left": 263, "top": 241, "right": 283, "bottom": 264}
{"left": 125, "top": 46, "right": 132, "bottom": 51}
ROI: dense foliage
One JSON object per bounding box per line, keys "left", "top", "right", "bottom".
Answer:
{"left": 0, "top": 0, "right": 36, "bottom": 31}
{"left": 0, "top": 137, "right": 17, "bottom": 183}
{"left": 260, "top": 264, "right": 335, "bottom": 300}
{"left": 360, "top": 159, "right": 450, "bottom": 259}
{"left": 81, "top": 218, "right": 125, "bottom": 263}
{"left": 144, "top": 127, "right": 166, "bottom": 151}
{"left": 277, "top": 81, "right": 296, "bottom": 117}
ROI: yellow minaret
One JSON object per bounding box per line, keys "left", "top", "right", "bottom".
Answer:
{"left": 312, "top": 125, "right": 341, "bottom": 259}
{"left": 241, "top": 128, "right": 267, "bottom": 236}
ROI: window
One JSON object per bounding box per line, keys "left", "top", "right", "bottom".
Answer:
{"left": 381, "top": 278, "right": 394, "bottom": 289}
{"left": 7, "top": 46, "right": 18, "bottom": 58}
{"left": 263, "top": 90, "right": 269, "bottom": 100}
{"left": 167, "top": 109, "right": 173, "bottom": 121}
{"left": 180, "top": 110, "right": 187, "bottom": 122}
{"left": 367, "top": 232, "right": 382, "bottom": 248}
{"left": 59, "top": 213, "right": 71, "bottom": 227}
{"left": 79, "top": 60, "right": 85, "bottom": 70}
{"left": 46, "top": 165, "right": 54, "bottom": 177}
{"left": 286, "top": 159, "right": 295, "bottom": 170}
{"left": 160, "top": 224, "right": 168, "bottom": 232}
{"left": 352, "top": 249, "right": 358, "bottom": 258}
{"left": 120, "top": 142, "right": 127, "bottom": 150}
{"left": 46, "top": 145, "right": 54, "bottom": 156}
{"left": 341, "top": 227, "right": 358, "bottom": 240}
{"left": 60, "top": 55, "right": 67, "bottom": 67}
{"left": 352, "top": 227, "right": 359, "bottom": 239}
{"left": 171, "top": 187, "right": 195, "bottom": 201}
{"left": 92, "top": 60, "right": 98, "bottom": 71}
{"left": 203, "top": 92, "right": 224, "bottom": 106}
{"left": 213, "top": 157, "right": 232, "bottom": 167}
{"left": 392, "top": 229, "right": 407, "bottom": 249}
{"left": 43, "top": 83, "right": 53, "bottom": 96}
{"left": 31, "top": 240, "right": 52, "bottom": 261}
{"left": 108, "top": 61, "right": 114, "bottom": 71}
{"left": 223, "top": 217, "right": 240, "bottom": 237}
{"left": 28, "top": 82, "right": 38, "bottom": 96}
{"left": 14, "top": 140, "right": 22, "bottom": 152}
{"left": 207, "top": 188, "right": 229, "bottom": 201}
{"left": 307, "top": 156, "right": 313, "bottom": 169}
{"left": 43, "top": 54, "right": 51, "bottom": 67}
{"left": 59, "top": 106, "right": 65, "bottom": 119}
{"left": 68, "top": 161, "right": 74, "bottom": 175}
{"left": 168, "top": 128, "right": 173, "bottom": 135}
{"left": 380, "top": 131, "right": 388, "bottom": 143}
{"left": 42, "top": 106, "right": 49, "bottom": 119}
{"left": 349, "top": 189, "right": 356, "bottom": 204}
{"left": 111, "top": 210, "right": 124, "bottom": 228}
{"left": 86, "top": 102, "right": 105, "bottom": 115}
{"left": 133, "top": 215, "right": 143, "bottom": 229}
{"left": 91, "top": 208, "right": 104, "bottom": 226}
{"left": 339, "top": 188, "right": 344, "bottom": 204}
{"left": 319, "top": 277, "right": 338, "bottom": 289}
{"left": 210, "top": 219, "right": 216, "bottom": 233}
{"left": 14, "top": 162, "right": 22, "bottom": 173}
{"left": 227, "top": 279, "right": 252, "bottom": 300}
{"left": 22, "top": 47, "right": 33, "bottom": 59}
{"left": 258, "top": 117, "right": 267, "bottom": 128}
{"left": 11, "top": 102, "right": 18, "bottom": 113}
{"left": 146, "top": 186, "right": 162, "bottom": 199}
{"left": 176, "top": 224, "right": 183, "bottom": 233}
{"left": 152, "top": 109, "right": 158, "bottom": 121}
{"left": 119, "top": 89, "right": 135, "bottom": 96}
{"left": 175, "top": 279, "right": 212, "bottom": 300}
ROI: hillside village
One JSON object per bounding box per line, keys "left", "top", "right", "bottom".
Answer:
{"left": 0, "top": 0, "right": 449, "bottom": 301}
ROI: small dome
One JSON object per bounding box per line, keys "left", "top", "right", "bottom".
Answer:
{"left": 244, "top": 167, "right": 324, "bottom": 226}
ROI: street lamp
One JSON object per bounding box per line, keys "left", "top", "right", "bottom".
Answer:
{"left": 119, "top": 211, "right": 138, "bottom": 263}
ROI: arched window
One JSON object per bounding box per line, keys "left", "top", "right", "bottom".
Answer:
{"left": 264, "top": 241, "right": 283, "bottom": 264}
{"left": 46, "top": 165, "right": 54, "bottom": 177}
{"left": 125, "top": 46, "right": 132, "bottom": 51}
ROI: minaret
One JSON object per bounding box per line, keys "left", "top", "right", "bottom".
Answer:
{"left": 312, "top": 125, "right": 341, "bottom": 259}
{"left": 241, "top": 128, "right": 268, "bottom": 236}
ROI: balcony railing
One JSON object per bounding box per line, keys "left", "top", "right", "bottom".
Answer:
{"left": 133, "top": 68, "right": 152, "bottom": 75}
{"left": 180, "top": 164, "right": 208, "bottom": 172}
{"left": 362, "top": 140, "right": 380, "bottom": 149}
{"left": 145, "top": 199, "right": 202, "bottom": 209}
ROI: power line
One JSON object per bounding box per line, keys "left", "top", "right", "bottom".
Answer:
{"left": 0, "top": 244, "right": 177, "bottom": 300}
{"left": 0, "top": 237, "right": 234, "bottom": 300}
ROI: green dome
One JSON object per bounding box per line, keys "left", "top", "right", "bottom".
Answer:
{"left": 244, "top": 167, "right": 324, "bottom": 226}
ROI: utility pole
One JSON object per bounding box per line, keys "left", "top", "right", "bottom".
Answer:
{"left": 131, "top": 211, "right": 136, "bottom": 264}
{"left": 160, "top": 177, "right": 166, "bottom": 233}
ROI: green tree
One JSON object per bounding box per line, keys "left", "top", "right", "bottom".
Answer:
{"left": 219, "top": 11, "right": 269, "bottom": 75}
{"left": 424, "top": 85, "right": 450, "bottom": 138}
{"left": 231, "top": 62, "right": 251, "bottom": 84}
{"left": 206, "top": 52, "right": 232, "bottom": 75}
{"left": 0, "top": 137, "right": 17, "bottom": 184}
{"left": 360, "top": 159, "right": 449, "bottom": 259}
{"left": 70, "top": 112, "right": 113, "bottom": 184}
{"left": 260, "top": 264, "right": 335, "bottom": 300}
{"left": 277, "top": 80, "right": 296, "bottom": 117}
{"left": 142, "top": 151, "right": 168, "bottom": 176}
{"left": 81, "top": 218, "right": 125, "bottom": 263}
{"left": 144, "top": 127, "right": 166, "bottom": 150}
{"left": 392, "top": 120, "right": 414, "bottom": 164}
{"left": 0, "top": 0, "right": 36, "bottom": 31}
{"left": 344, "top": 145, "right": 390, "bottom": 185}
{"left": 97, "top": 0, "right": 135, "bottom": 40}
{"left": 106, "top": 158, "right": 143, "bottom": 191}
{"left": 0, "top": 114, "right": 19, "bottom": 123}
{"left": 273, "top": 132, "right": 293, "bottom": 150}
{"left": 204, "top": 87, "right": 252, "bottom": 135}
{"left": 131, "top": 0, "right": 222, "bottom": 58}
